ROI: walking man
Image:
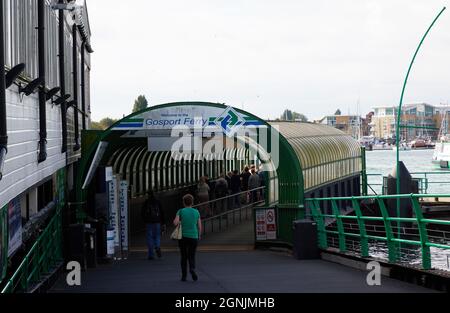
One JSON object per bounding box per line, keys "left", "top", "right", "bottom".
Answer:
{"left": 141, "top": 191, "right": 165, "bottom": 260}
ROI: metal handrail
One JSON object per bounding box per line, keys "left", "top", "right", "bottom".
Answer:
{"left": 194, "top": 187, "right": 267, "bottom": 236}
{"left": 1, "top": 208, "right": 63, "bottom": 293}
{"left": 305, "top": 194, "right": 450, "bottom": 270}
{"left": 192, "top": 186, "right": 266, "bottom": 210}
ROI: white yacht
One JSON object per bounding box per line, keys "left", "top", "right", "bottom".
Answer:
{"left": 432, "top": 110, "right": 450, "bottom": 168}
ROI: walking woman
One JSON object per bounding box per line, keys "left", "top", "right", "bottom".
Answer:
{"left": 173, "top": 194, "right": 202, "bottom": 282}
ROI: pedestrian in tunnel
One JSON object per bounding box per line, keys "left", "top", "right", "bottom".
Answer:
{"left": 215, "top": 174, "right": 229, "bottom": 214}
{"left": 141, "top": 191, "right": 165, "bottom": 260}
{"left": 248, "top": 168, "right": 261, "bottom": 203}
{"left": 230, "top": 170, "right": 242, "bottom": 209}
{"left": 196, "top": 177, "right": 210, "bottom": 218}
{"left": 240, "top": 166, "right": 251, "bottom": 204}
{"left": 173, "top": 194, "right": 202, "bottom": 282}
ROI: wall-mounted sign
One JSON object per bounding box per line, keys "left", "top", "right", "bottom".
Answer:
{"left": 8, "top": 197, "right": 22, "bottom": 257}
{"left": 108, "top": 176, "right": 120, "bottom": 254}
{"left": 256, "top": 208, "right": 277, "bottom": 241}
{"left": 256, "top": 210, "right": 267, "bottom": 241}
{"left": 113, "top": 106, "right": 264, "bottom": 137}
{"left": 0, "top": 205, "right": 7, "bottom": 282}
{"left": 119, "top": 181, "right": 129, "bottom": 254}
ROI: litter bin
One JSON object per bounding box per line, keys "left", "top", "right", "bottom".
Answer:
{"left": 293, "top": 220, "right": 320, "bottom": 260}
{"left": 85, "top": 227, "right": 97, "bottom": 269}
{"left": 68, "top": 224, "right": 87, "bottom": 271}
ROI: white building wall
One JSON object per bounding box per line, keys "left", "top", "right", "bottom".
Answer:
{"left": 0, "top": 86, "right": 66, "bottom": 209}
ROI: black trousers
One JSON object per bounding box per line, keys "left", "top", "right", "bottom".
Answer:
{"left": 178, "top": 238, "right": 198, "bottom": 276}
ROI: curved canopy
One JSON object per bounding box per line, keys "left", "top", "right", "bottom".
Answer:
{"left": 271, "top": 122, "right": 362, "bottom": 191}
{"left": 77, "top": 102, "right": 362, "bottom": 215}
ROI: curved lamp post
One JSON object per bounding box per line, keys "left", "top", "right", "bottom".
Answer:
{"left": 395, "top": 7, "right": 446, "bottom": 258}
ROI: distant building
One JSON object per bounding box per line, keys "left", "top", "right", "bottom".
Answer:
{"left": 319, "top": 115, "right": 363, "bottom": 139}
{"left": 371, "top": 103, "right": 439, "bottom": 140}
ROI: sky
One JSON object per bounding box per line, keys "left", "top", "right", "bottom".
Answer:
{"left": 85, "top": 0, "right": 450, "bottom": 122}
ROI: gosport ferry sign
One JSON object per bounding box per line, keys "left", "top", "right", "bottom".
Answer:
{"left": 113, "top": 106, "right": 264, "bottom": 136}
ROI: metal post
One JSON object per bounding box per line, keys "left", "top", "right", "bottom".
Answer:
{"left": 361, "top": 147, "right": 368, "bottom": 196}
{"left": 351, "top": 198, "right": 369, "bottom": 257}
{"left": 331, "top": 200, "right": 346, "bottom": 252}
{"left": 411, "top": 196, "right": 431, "bottom": 270}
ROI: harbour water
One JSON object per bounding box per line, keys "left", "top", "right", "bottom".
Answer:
{"left": 366, "top": 149, "right": 450, "bottom": 271}
{"left": 366, "top": 149, "right": 450, "bottom": 194}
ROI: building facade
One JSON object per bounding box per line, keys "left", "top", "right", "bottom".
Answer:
{"left": 0, "top": 0, "right": 92, "bottom": 280}
{"left": 371, "top": 103, "right": 439, "bottom": 141}
{"left": 320, "top": 115, "right": 362, "bottom": 139}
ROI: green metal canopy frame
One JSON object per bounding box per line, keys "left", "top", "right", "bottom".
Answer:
{"left": 75, "top": 102, "right": 305, "bottom": 222}
{"left": 395, "top": 7, "right": 446, "bottom": 254}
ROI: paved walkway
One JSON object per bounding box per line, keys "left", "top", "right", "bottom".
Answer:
{"left": 50, "top": 250, "right": 434, "bottom": 293}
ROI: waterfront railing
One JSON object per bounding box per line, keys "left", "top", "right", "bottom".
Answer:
{"left": 306, "top": 194, "right": 450, "bottom": 270}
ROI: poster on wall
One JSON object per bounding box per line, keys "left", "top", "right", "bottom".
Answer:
{"left": 108, "top": 176, "right": 120, "bottom": 256}
{"left": 8, "top": 197, "right": 22, "bottom": 257}
{"left": 119, "top": 181, "right": 129, "bottom": 256}
{"left": 0, "top": 205, "right": 7, "bottom": 281}
{"left": 55, "top": 168, "right": 66, "bottom": 208}
{"left": 256, "top": 210, "right": 267, "bottom": 241}
{"left": 255, "top": 209, "right": 277, "bottom": 241}
{"left": 265, "top": 209, "right": 277, "bottom": 240}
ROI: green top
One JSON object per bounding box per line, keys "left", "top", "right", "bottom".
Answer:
{"left": 177, "top": 208, "right": 200, "bottom": 239}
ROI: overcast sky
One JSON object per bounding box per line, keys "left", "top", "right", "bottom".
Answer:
{"left": 86, "top": 0, "right": 450, "bottom": 122}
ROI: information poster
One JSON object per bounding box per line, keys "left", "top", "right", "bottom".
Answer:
{"left": 265, "top": 209, "right": 277, "bottom": 240}
{"left": 256, "top": 210, "right": 267, "bottom": 241}
{"left": 119, "top": 181, "right": 129, "bottom": 254}
{"left": 256, "top": 209, "right": 277, "bottom": 241}
{"left": 108, "top": 176, "right": 120, "bottom": 254}
{"left": 8, "top": 197, "right": 22, "bottom": 257}
{"left": 0, "top": 205, "right": 7, "bottom": 281}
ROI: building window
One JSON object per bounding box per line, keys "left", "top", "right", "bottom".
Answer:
{"left": 37, "top": 178, "right": 53, "bottom": 211}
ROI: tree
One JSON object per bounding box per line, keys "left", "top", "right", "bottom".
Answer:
{"left": 281, "top": 109, "right": 308, "bottom": 122}
{"left": 90, "top": 117, "right": 118, "bottom": 130}
{"left": 335, "top": 109, "right": 342, "bottom": 116}
{"left": 292, "top": 112, "right": 308, "bottom": 122}
{"left": 133, "top": 95, "right": 149, "bottom": 113}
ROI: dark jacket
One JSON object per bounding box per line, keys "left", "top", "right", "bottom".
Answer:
{"left": 241, "top": 172, "right": 251, "bottom": 191}
{"left": 141, "top": 198, "right": 164, "bottom": 224}
{"left": 230, "top": 175, "right": 241, "bottom": 193}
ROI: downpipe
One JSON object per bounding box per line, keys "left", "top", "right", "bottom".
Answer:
{"left": 37, "top": 0, "right": 47, "bottom": 163}
{"left": 58, "top": 0, "right": 68, "bottom": 154}
{"left": 0, "top": 0, "right": 8, "bottom": 180}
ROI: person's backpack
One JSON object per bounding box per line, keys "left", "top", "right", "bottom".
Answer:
{"left": 144, "top": 200, "right": 160, "bottom": 222}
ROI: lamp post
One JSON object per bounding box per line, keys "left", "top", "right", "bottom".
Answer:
{"left": 395, "top": 7, "right": 446, "bottom": 259}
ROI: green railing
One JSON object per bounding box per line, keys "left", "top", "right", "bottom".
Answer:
{"left": 1, "top": 208, "right": 63, "bottom": 293}
{"left": 366, "top": 171, "right": 450, "bottom": 195}
{"left": 306, "top": 194, "right": 450, "bottom": 270}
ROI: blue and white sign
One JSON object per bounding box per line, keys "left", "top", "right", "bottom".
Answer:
{"left": 113, "top": 105, "right": 264, "bottom": 136}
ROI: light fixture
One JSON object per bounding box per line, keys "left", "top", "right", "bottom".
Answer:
{"left": 19, "top": 78, "right": 44, "bottom": 96}
{"left": 66, "top": 100, "right": 77, "bottom": 110}
{"left": 46, "top": 87, "right": 61, "bottom": 101}
{"left": 53, "top": 94, "right": 71, "bottom": 106}
{"left": 5, "top": 63, "right": 25, "bottom": 89}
